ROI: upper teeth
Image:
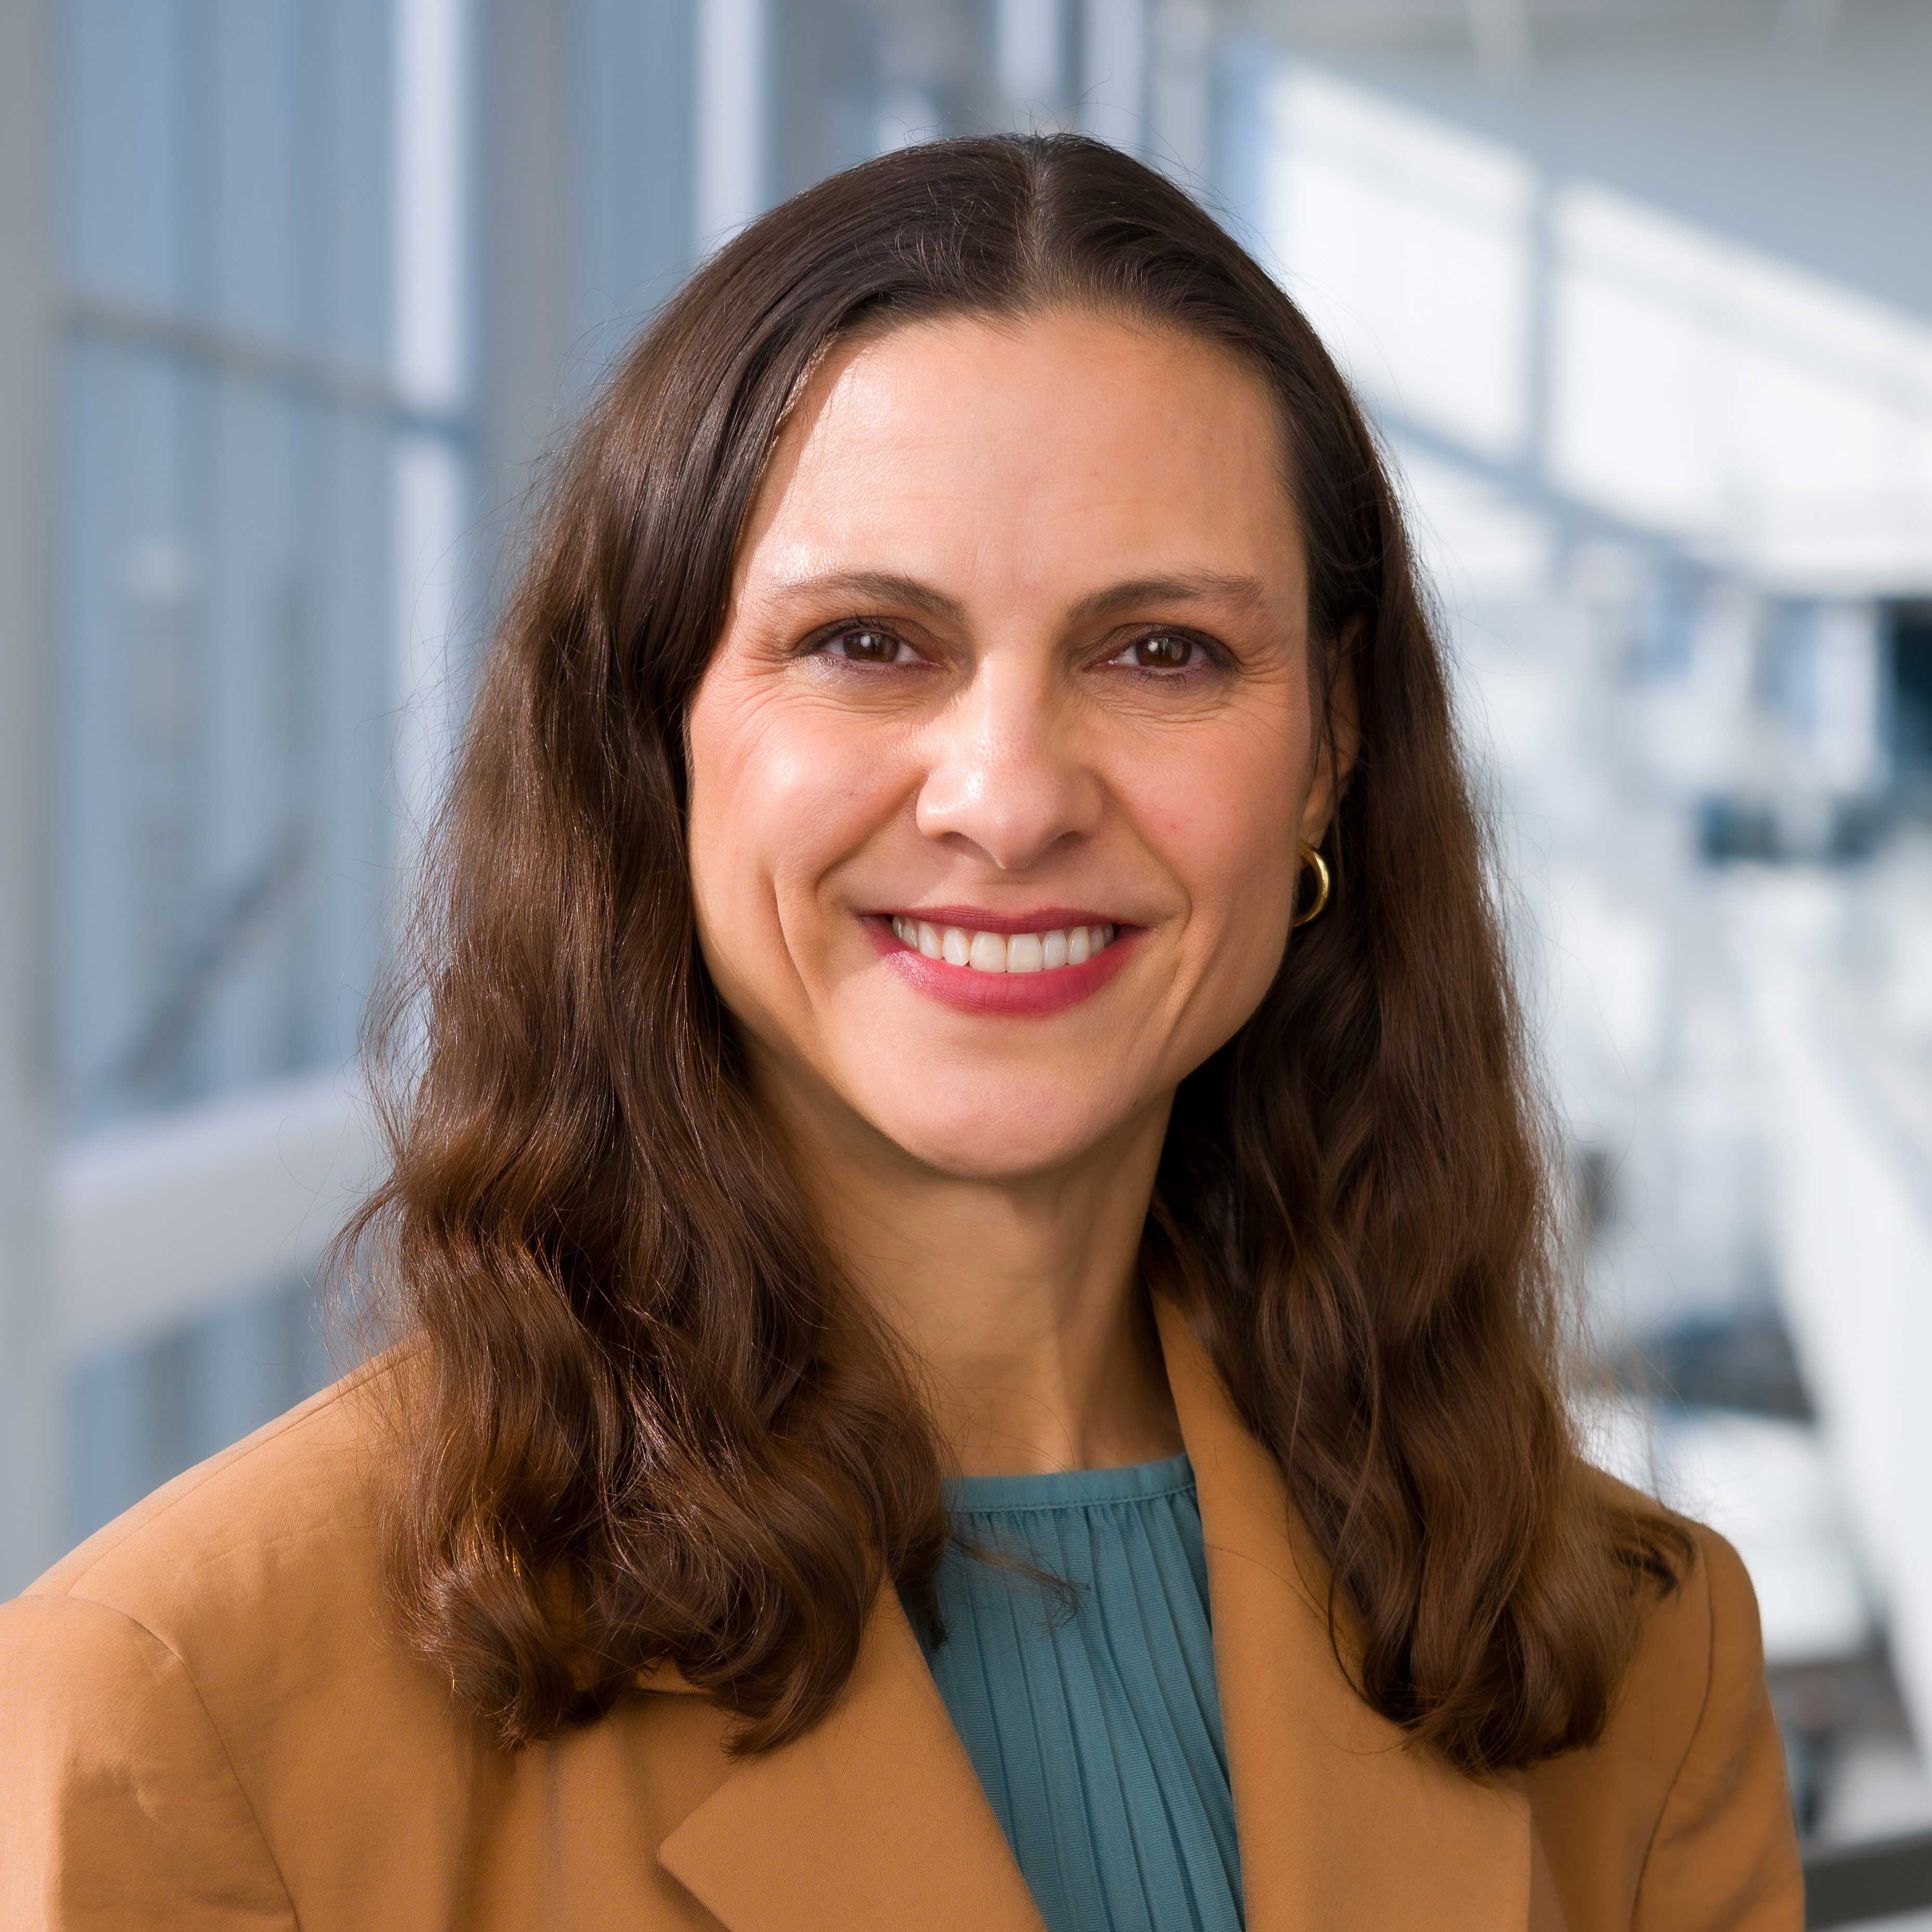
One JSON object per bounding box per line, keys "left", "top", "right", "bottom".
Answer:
{"left": 888, "top": 918, "right": 1118, "bottom": 973}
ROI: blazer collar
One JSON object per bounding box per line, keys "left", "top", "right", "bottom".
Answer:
{"left": 1158, "top": 1294, "right": 1534, "bottom": 1931}
{"left": 654, "top": 1293, "right": 1532, "bottom": 1932}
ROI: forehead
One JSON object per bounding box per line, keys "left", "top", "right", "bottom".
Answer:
{"left": 733, "top": 308, "right": 1306, "bottom": 610}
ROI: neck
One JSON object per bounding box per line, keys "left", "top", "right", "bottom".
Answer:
{"left": 758, "top": 1062, "right": 1184, "bottom": 1478}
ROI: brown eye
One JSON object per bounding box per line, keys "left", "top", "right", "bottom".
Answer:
{"left": 835, "top": 628, "right": 901, "bottom": 663}
{"left": 1130, "top": 632, "right": 1195, "bottom": 670}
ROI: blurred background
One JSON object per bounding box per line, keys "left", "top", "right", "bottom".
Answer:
{"left": 0, "top": 0, "right": 1927, "bottom": 1918}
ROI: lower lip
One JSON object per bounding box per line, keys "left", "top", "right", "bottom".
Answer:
{"left": 861, "top": 916, "right": 1141, "bottom": 1015}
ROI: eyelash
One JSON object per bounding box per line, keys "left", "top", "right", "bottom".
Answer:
{"left": 801, "top": 621, "right": 1231, "bottom": 687}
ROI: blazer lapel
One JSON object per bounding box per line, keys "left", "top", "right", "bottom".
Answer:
{"left": 657, "top": 1295, "right": 1533, "bottom": 1932}
{"left": 655, "top": 1583, "right": 1047, "bottom": 1932}
{"left": 1155, "top": 1294, "right": 1534, "bottom": 1932}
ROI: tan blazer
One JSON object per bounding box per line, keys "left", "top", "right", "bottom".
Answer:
{"left": 1, "top": 1296, "right": 1802, "bottom": 1931}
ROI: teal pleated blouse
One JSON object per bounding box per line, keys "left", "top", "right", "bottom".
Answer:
{"left": 906, "top": 1451, "right": 1245, "bottom": 1932}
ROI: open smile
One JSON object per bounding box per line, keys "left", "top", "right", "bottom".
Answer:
{"left": 860, "top": 907, "right": 1139, "bottom": 1015}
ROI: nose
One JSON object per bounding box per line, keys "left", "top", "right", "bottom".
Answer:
{"left": 913, "top": 657, "right": 1103, "bottom": 871}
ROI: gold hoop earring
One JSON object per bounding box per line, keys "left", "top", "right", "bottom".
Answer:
{"left": 1292, "top": 841, "right": 1330, "bottom": 928}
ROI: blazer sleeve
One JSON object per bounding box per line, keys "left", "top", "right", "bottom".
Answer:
{"left": 0, "top": 1593, "right": 296, "bottom": 1932}
{"left": 1632, "top": 1526, "right": 1804, "bottom": 1932}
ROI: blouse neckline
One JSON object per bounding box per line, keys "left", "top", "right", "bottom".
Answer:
{"left": 943, "top": 1450, "right": 1196, "bottom": 1515}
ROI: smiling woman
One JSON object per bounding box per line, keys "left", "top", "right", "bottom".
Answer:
{"left": 0, "top": 136, "right": 1800, "bottom": 1932}
{"left": 686, "top": 309, "right": 1328, "bottom": 1168}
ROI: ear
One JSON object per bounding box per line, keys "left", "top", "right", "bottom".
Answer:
{"left": 1299, "top": 624, "right": 1362, "bottom": 847}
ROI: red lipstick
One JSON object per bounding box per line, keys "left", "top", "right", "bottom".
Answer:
{"left": 859, "top": 912, "right": 1140, "bottom": 1016}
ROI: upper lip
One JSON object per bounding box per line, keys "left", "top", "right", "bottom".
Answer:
{"left": 871, "top": 905, "right": 1132, "bottom": 935}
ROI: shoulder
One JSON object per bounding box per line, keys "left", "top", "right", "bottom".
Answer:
{"left": 3, "top": 1349, "right": 467, "bottom": 1757}
{"left": 3, "top": 1347, "right": 431, "bottom": 1737}
{"left": 0, "top": 1588, "right": 301, "bottom": 1927}
{"left": 19, "top": 1348, "right": 403, "bottom": 1660}
{"left": 0, "top": 1349, "right": 501, "bottom": 1926}
{"left": 1525, "top": 1474, "right": 1804, "bottom": 1932}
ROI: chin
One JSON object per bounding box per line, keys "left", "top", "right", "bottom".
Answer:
{"left": 860, "top": 1094, "right": 1125, "bottom": 1184}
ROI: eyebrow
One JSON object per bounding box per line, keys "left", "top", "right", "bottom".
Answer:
{"left": 764, "top": 569, "right": 967, "bottom": 622}
{"left": 761, "top": 567, "right": 1273, "bottom": 625}
{"left": 1064, "top": 571, "right": 1273, "bottom": 624}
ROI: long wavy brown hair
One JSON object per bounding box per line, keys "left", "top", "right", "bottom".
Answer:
{"left": 338, "top": 132, "right": 1690, "bottom": 1776}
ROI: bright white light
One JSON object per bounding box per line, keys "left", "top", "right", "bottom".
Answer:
{"left": 1741, "top": 879, "right": 1932, "bottom": 1731}
{"left": 1580, "top": 1395, "right": 1874, "bottom": 1672}
{"left": 1263, "top": 66, "right": 1534, "bottom": 460}
{"left": 1398, "top": 447, "right": 1554, "bottom": 604}
{"left": 696, "top": 0, "right": 767, "bottom": 249}
{"left": 1259, "top": 69, "right": 1932, "bottom": 594}
{"left": 1550, "top": 186, "right": 1932, "bottom": 589}
{"left": 1809, "top": 601, "right": 1885, "bottom": 793}
{"left": 393, "top": 0, "right": 470, "bottom": 414}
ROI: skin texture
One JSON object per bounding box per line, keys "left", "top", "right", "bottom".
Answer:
{"left": 686, "top": 309, "right": 1356, "bottom": 1476}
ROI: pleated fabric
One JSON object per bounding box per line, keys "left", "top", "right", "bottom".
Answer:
{"left": 906, "top": 1451, "right": 1245, "bottom": 1932}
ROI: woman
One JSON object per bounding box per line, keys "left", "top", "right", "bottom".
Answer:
{"left": 2, "top": 135, "right": 1800, "bottom": 1931}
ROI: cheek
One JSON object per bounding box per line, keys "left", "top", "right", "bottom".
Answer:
{"left": 1131, "top": 727, "right": 1302, "bottom": 951}
{"left": 687, "top": 675, "right": 901, "bottom": 968}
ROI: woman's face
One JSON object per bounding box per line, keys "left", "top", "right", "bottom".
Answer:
{"left": 686, "top": 308, "right": 1348, "bottom": 1181}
